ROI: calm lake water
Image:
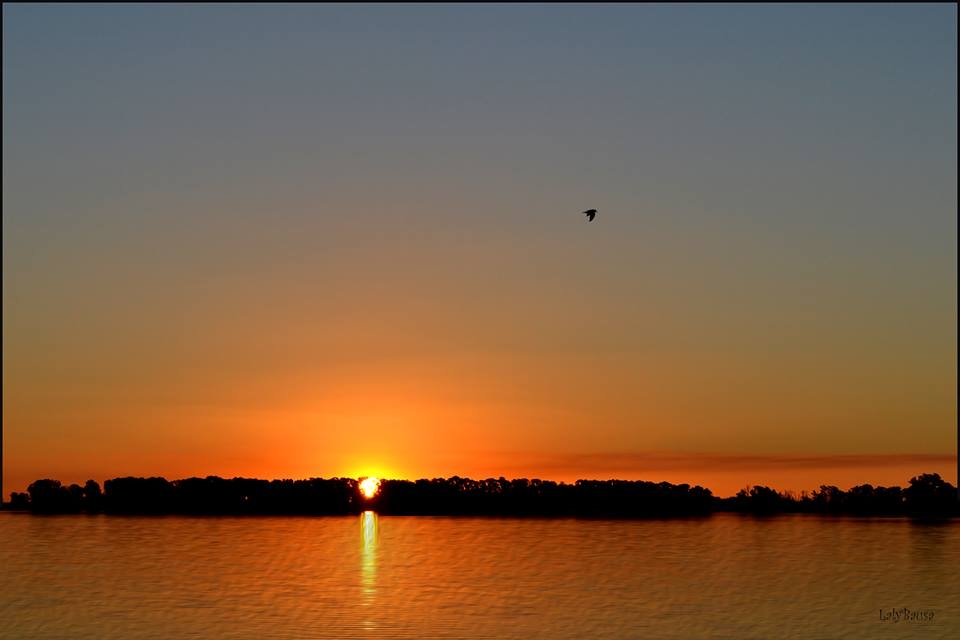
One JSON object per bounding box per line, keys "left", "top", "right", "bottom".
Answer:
{"left": 1, "top": 512, "right": 957, "bottom": 639}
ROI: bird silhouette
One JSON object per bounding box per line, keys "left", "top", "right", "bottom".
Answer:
{"left": 583, "top": 209, "right": 597, "bottom": 222}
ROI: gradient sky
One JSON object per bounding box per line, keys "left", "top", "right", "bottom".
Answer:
{"left": 3, "top": 4, "right": 956, "bottom": 497}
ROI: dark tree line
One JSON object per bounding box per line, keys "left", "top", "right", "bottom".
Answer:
{"left": 5, "top": 473, "right": 957, "bottom": 517}
{"left": 9, "top": 479, "right": 102, "bottom": 513}
{"left": 10, "top": 477, "right": 359, "bottom": 515}
{"left": 719, "top": 473, "right": 958, "bottom": 516}
{"left": 369, "top": 477, "right": 714, "bottom": 517}
{"left": 8, "top": 476, "right": 712, "bottom": 516}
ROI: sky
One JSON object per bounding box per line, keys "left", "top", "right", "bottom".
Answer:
{"left": 3, "top": 4, "right": 956, "bottom": 497}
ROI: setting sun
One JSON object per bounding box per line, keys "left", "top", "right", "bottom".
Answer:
{"left": 359, "top": 477, "right": 381, "bottom": 499}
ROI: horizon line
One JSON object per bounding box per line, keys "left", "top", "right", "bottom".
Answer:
{"left": 10, "top": 467, "right": 955, "bottom": 495}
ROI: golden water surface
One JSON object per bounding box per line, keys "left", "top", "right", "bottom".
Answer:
{"left": 1, "top": 512, "right": 957, "bottom": 639}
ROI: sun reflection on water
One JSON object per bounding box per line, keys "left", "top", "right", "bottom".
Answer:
{"left": 360, "top": 510, "right": 378, "bottom": 630}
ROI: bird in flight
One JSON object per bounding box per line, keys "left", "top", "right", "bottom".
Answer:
{"left": 583, "top": 208, "right": 597, "bottom": 222}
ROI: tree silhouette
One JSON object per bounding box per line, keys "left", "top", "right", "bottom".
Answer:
{"left": 83, "top": 480, "right": 103, "bottom": 512}
{"left": 26, "top": 479, "right": 80, "bottom": 513}
{"left": 9, "top": 492, "right": 30, "bottom": 510}
{"left": 733, "top": 485, "right": 788, "bottom": 514}
{"left": 903, "top": 473, "right": 955, "bottom": 514}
